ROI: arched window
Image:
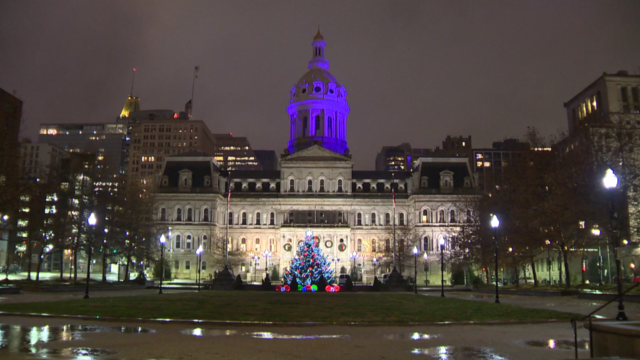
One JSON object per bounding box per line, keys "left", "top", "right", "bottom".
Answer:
{"left": 269, "top": 212, "right": 275, "bottom": 225}
{"left": 187, "top": 208, "right": 193, "bottom": 222}
{"left": 337, "top": 179, "right": 343, "bottom": 193}
{"left": 307, "top": 179, "right": 313, "bottom": 192}
{"left": 289, "top": 179, "right": 295, "bottom": 192}
{"left": 202, "top": 235, "right": 208, "bottom": 249}
{"left": 228, "top": 212, "right": 233, "bottom": 225}
{"left": 255, "top": 212, "right": 261, "bottom": 225}
{"left": 176, "top": 208, "right": 182, "bottom": 221}
{"left": 270, "top": 238, "right": 275, "bottom": 252}
{"left": 254, "top": 238, "right": 260, "bottom": 252}
{"left": 186, "top": 235, "right": 192, "bottom": 249}
{"left": 202, "top": 261, "right": 207, "bottom": 270}
{"left": 203, "top": 208, "right": 209, "bottom": 222}
{"left": 160, "top": 208, "right": 166, "bottom": 221}
{"left": 289, "top": 211, "right": 294, "bottom": 224}
{"left": 450, "top": 210, "right": 456, "bottom": 223}
{"left": 357, "top": 239, "right": 362, "bottom": 252}
{"left": 328, "top": 117, "right": 333, "bottom": 137}
{"left": 385, "top": 239, "right": 391, "bottom": 252}
{"left": 372, "top": 239, "right": 377, "bottom": 252}
{"left": 399, "top": 213, "right": 405, "bottom": 226}
{"left": 371, "top": 213, "right": 376, "bottom": 225}
{"left": 175, "top": 235, "right": 182, "bottom": 249}
{"left": 466, "top": 209, "right": 473, "bottom": 223}
{"left": 183, "top": 178, "right": 188, "bottom": 186}
{"left": 439, "top": 210, "right": 446, "bottom": 223}
{"left": 385, "top": 213, "right": 391, "bottom": 225}
{"left": 240, "top": 238, "right": 246, "bottom": 251}
{"left": 422, "top": 209, "right": 429, "bottom": 223}
{"left": 241, "top": 212, "right": 247, "bottom": 225}
{"left": 338, "top": 212, "right": 343, "bottom": 224}
{"left": 357, "top": 213, "right": 362, "bottom": 226}
{"left": 424, "top": 236, "right": 431, "bottom": 252}
{"left": 319, "top": 179, "right": 325, "bottom": 192}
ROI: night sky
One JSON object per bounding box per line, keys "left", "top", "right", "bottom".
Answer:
{"left": 2, "top": 1, "right": 640, "bottom": 169}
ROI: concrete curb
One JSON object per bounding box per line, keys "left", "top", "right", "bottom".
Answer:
{"left": 0, "top": 311, "right": 574, "bottom": 327}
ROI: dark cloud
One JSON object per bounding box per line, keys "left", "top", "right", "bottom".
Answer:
{"left": 2, "top": 1, "right": 639, "bottom": 169}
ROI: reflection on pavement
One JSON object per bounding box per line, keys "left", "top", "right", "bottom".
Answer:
{"left": 411, "top": 346, "right": 507, "bottom": 359}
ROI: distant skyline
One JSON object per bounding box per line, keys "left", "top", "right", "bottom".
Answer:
{"left": 2, "top": 1, "right": 640, "bottom": 169}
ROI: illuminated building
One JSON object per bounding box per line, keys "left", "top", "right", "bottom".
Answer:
{"left": 472, "top": 139, "right": 530, "bottom": 192}
{"left": 19, "top": 141, "right": 69, "bottom": 179}
{"left": 213, "top": 133, "right": 262, "bottom": 171}
{"left": 155, "top": 32, "right": 481, "bottom": 282}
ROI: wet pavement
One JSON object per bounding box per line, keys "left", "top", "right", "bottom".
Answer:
{"left": 0, "top": 316, "right": 590, "bottom": 360}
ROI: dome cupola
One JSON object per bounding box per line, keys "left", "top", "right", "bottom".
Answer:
{"left": 286, "top": 31, "right": 351, "bottom": 155}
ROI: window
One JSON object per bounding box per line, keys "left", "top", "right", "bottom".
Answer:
{"left": 337, "top": 179, "right": 343, "bottom": 193}
{"left": 270, "top": 238, "right": 275, "bottom": 252}
{"left": 371, "top": 213, "right": 376, "bottom": 225}
{"left": 241, "top": 238, "right": 246, "bottom": 251}
{"left": 422, "top": 209, "right": 429, "bottom": 223}
{"left": 176, "top": 208, "right": 182, "bottom": 221}
{"left": 424, "top": 236, "right": 431, "bottom": 252}
{"left": 202, "top": 235, "right": 208, "bottom": 249}
{"left": 357, "top": 239, "right": 362, "bottom": 252}
{"left": 385, "top": 213, "right": 391, "bottom": 225}
{"left": 174, "top": 260, "right": 180, "bottom": 270}
{"left": 328, "top": 117, "right": 333, "bottom": 137}
{"left": 187, "top": 208, "right": 193, "bottom": 222}
{"left": 241, "top": 212, "right": 247, "bottom": 225}
{"left": 175, "top": 235, "right": 181, "bottom": 249}
{"left": 450, "top": 210, "right": 456, "bottom": 223}
{"left": 202, "top": 261, "right": 207, "bottom": 270}
{"left": 357, "top": 213, "right": 362, "bottom": 226}
{"left": 185, "top": 261, "right": 191, "bottom": 270}
{"left": 160, "top": 208, "right": 166, "bottom": 221}
{"left": 372, "top": 239, "right": 377, "bottom": 252}
{"left": 319, "top": 179, "right": 325, "bottom": 192}
{"left": 338, "top": 212, "right": 343, "bottom": 224}
{"left": 186, "top": 235, "right": 192, "bottom": 249}
{"left": 399, "top": 213, "right": 405, "bottom": 226}
{"left": 256, "top": 212, "right": 261, "bottom": 225}
{"left": 289, "top": 211, "right": 294, "bottom": 224}
{"left": 254, "top": 238, "right": 260, "bottom": 252}
{"left": 289, "top": 179, "right": 295, "bottom": 192}
{"left": 269, "top": 212, "right": 275, "bottom": 225}
{"left": 385, "top": 239, "right": 391, "bottom": 252}
{"left": 228, "top": 212, "right": 233, "bottom": 225}
{"left": 303, "top": 117, "right": 308, "bottom": 136}
{"left": 307, "top": 179, "right": 313, "bottom": 192}
{"left": 439, "top": 210, "right": 445, "bottom": 223}
{"left": 203, "top": 208, "right": 209, "bottom": 222}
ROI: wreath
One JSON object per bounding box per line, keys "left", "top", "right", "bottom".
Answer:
{"left": 283, "top": 243, "right": 292, "bottom": 252}
{"left": 325, "top": 240, "right": 333, "bottom": 248}
{"left": 338, "top": 243, "right": 347, "bottom": 252}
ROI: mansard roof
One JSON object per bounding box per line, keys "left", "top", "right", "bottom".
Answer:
{"left": 352, "top": 171, "right": 411, "bottom": 180}
{"left": 418, "top": 160, "right": 471, "bottom": 189}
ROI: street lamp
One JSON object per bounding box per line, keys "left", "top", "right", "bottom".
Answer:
{"left": 545, "top": 240, "right": 552, "bottom": 285}
{"left": 603, "top": 168, "right": 627, "bottom": 321}
{"left": 491, "top": 214, "right": 500, "bottom": 304}
{"left": 159, "top": 234, "right": 166, "bottom": 294}
{"left": 350, "top": 251, "right": 359, "bottom": 284}
{"left": 263, "top": 250, "right": 272, "bottom": 279}
{"left": 592, "top": 227, "right": 604, "bottom": 286}
{"left": 372, "top": 257, "right": 377, "bottom": 279}
{"left": 252, "top": 254, "right": 260, "bottom": 284}
{"left": 84, "top": 212, "right": 97, "bottom": 300}
{"left": 424, "top": 252, "right": 429, "bottom": 286}
{"left": 332, "top": 257, "right": 340, "bottom": 278}
{"left": 413, "top": 246, "right": 418, "bottom": 294}
{"left": 196, "top": 245, "right": 203, "bottom": 292}
{"left": 439, "top": 236, "right": 445, "bottom": 298}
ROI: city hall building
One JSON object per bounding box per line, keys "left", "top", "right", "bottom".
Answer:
{"left": 155, "top": 32, "right": 481, "bottom": 284}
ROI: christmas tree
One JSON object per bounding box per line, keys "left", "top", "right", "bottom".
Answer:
{"left": 284, "top": 230, "right": 335, "bottom": 286}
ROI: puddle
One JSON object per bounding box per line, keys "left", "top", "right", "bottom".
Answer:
{"left": 411, "top": 346, "right": 507, "bottom": 360}
{"left": 22, "top": 347, "right": 117, "bottom": 357}
{"left": 525, "top": 339, "right": 589, "bottom": 350}
{"left": 181, "top": 328, "right": 238, "bottom": 337}
{"left": 384, "top": 332, "right": 441, "bottom": 340}
{"left": 249, "top": 332, "right": 349, "bottom": 340}
{"left": 411, "top": 346, "right": 507, "bottom": 359}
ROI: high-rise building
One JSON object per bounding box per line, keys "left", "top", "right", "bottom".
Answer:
{"left": 19, "top": 141, "right": 69, "bottom": 180}
{"left": 213, "top": 133, "right": 261, "bottom": 171}
{"left": 472, "top": 139, "right": 530, "bottom": 192}
{"left": 254, "top": 150, "right": 278, "bottom": 171}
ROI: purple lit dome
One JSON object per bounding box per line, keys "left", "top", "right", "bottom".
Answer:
{"left": 286, "top": 31, "right": 351, "bottom": 156}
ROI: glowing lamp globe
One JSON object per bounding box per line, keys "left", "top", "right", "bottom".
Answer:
{"left": 87, "top": 213, "right": 97, "bottom": 226}
{"left": 490, "top": 214, "right": 499, "bottom": 229}
{"left": 160, "top": 234, "right": 166, "bottom": 244}
{"left": 603, "top": 169, "right": 618, "bottom": 189}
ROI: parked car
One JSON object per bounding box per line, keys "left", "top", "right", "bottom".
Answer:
{"left": 338, "top": 274, "right": 351, "bottom": 286}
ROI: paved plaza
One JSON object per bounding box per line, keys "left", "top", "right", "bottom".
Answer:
{"left": 1, "top": 287, "right": 637, "bottom": 359}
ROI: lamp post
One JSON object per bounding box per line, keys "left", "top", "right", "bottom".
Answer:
{"left": 545, "top": 240, "right": 552, "bottom": 285}
{"left": 592, "top": 227, "right": 603, "bottom": 286}
{"left": 159, "top": 234, "right": 166, "bottom": 294}
{"left": 84, "top": 212, "right": 97, "bottom": 300}
{"left": 332, "top": 257, "right": 340, "bottom": 276}
{"left": 491, "top": 214, "right": 500, "bottom": 304}
{"left": 196, "top": 245, "right": 203, "bottom": 292}
{"left": 263, "top": 250, "right": 272, "bottom": 278}
{"left": 439, "top": 236, "right": 445, "bottom": 298}
{"left": 603, "top": 168, "right": 627, "bottom": 321}
{"left": 350, "top": 251, "right": 359, "bottom": 284}
{"left": 413, "top": 246, "right": 418, "bottom": 294}
{"left": 253, "top": 254, "right": 260, "bottom": 284}
{"left": 372, "top": 257, "right": 377, "bottom": 279}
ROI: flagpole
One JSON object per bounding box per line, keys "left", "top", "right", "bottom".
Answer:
{"left": 225, "top": 171, "right": 231, "bottom": 269}
{"left": 190, "top": 66, "right": 199, "bottom": 120}
{"left": 392, "top": 173, "right": 396, "bottom": 270}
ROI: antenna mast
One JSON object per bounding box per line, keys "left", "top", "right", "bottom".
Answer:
{"left": 130, "top": 68, "right": 136, "bottom": 97}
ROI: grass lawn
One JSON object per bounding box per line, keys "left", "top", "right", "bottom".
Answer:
{"left": 0, "top": 291, "right": 579, "bottom": 324}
